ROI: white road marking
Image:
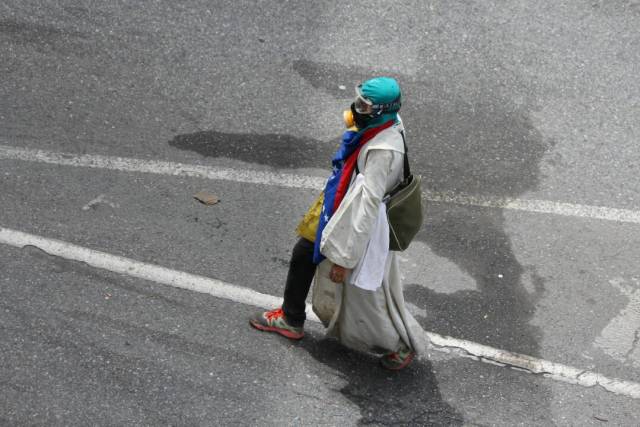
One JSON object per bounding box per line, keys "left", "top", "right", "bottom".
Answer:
{"left": 0, "top": 144, "right": 326, "bottom": 191}
{"left": 2, "top": 144, "right": 640, "bottom": 225}
{"left": 594, "top": 277, "right": 640, "bottom": 367}
{"left": 2, "top": 226, "right": 640, "bottom": 400}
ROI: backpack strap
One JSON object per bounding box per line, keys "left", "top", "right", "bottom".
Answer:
{"left": 400, "top": 130, "right": 410, "bottom": 180}
{"left": 355, "top": 130, "right": 410, "bottom": 179}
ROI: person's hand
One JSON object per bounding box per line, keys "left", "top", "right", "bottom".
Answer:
{"left": 329, "top": 264, "right": 350, "bottom": 283}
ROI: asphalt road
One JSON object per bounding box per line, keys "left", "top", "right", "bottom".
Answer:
{"left": 1, "top": 1, "right": 640, "bottom": 425}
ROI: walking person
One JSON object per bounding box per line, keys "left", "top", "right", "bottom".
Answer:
{"left": 250, "top": 77, "right": 426, "bottom": 370}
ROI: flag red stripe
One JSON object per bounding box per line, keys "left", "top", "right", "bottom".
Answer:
{"left": 332, "top": 120, "right": 395, "bottom": 211}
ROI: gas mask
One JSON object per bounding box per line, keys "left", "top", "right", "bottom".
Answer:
{"left": 343, "top": 103, "right": 372, "bottom": 129}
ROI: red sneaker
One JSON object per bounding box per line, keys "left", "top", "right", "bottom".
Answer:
{"left": 380, "top": 345, "right": 416, "bottom": 370}
{"left": 249, "top": 308, "right": 304, "bottom": 340}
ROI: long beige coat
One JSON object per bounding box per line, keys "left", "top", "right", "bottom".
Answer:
{"left": 313, "top": 120, "right": 427, "bottom": 355}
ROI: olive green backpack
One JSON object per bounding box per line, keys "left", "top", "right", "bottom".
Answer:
{"left": 384, "top": 132, "right": 423, "bottom": 251}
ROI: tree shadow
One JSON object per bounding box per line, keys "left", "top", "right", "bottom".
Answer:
{"left": 406, "top": 211, "right": 547, "bottom": 354}
{"left": 169, "top": 130, "right": 333, "bottom": 169}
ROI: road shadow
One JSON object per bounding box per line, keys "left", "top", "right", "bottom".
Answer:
{"left": 299, "top": 334, "right": 465, "bottom": 426}
{"left": 406, "top": 211, "right": 546, "bottom": 354}
{"left": 0, "top": 17, "right": 93, "bottom": 57}
{"left": 169, "top": 131, "right": 332, "bottom": 169}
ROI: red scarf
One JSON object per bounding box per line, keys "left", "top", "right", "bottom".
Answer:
{"left": 332, "top": 120, "right": 395, "bottom": 211}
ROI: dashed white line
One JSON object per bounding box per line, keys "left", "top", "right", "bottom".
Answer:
{"left": 0, "top": 144, "right": 326, "bottom": 191}
{"left": 2, "top": 226, "right": 640, "bottom": 400}
{"left": 2, "top": 144, "right": 640, "bottom": 224}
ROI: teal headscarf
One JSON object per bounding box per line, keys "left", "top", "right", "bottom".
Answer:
{"left": 357, "top": 76, "right": 402, "bottom": 129}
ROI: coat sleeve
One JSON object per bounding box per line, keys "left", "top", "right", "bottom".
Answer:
{"left": 320, "top": 149, "right": 395, "bottom": 269}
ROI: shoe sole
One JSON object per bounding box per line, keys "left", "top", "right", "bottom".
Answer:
{"left": 249, "top": 319, "right": 304, "bottom": 340}
{"left": 381, "top": 352, "right": 416, "bottom": 371}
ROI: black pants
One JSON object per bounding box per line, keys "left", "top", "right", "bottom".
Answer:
{"left": 282, "top": 238, "right": 316, "bottom": 327}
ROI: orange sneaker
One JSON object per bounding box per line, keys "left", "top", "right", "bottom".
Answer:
{"left": 249, "top": 308, "right": 304, "bottom": 340}
{"left": 380, "top": 345, "right": 415, "bottom": 370}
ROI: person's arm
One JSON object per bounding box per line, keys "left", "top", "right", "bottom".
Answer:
{"left": 322, "top": 149, "right": 396, "bottom": 271}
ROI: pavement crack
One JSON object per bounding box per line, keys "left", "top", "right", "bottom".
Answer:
{"left": 429, "top": 341, "right": 481, "bottom": 361}
{"left": 576, "top": 370, "right": 590, "bottom": 380}
{"left": 292, "top": 389, "right": 327, "bottom": 403}
{"left": 624, "top": 329, "right": 640, "bottom": 361}
{"left": 22, "top": 244, "right": 96, "bottom": 275}
{"left": 430, "top": 341, "right": 555, "bottom": 378}
{"left": 479, "top": 356, "right": 553, "bottom": 378}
